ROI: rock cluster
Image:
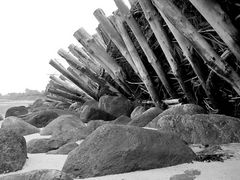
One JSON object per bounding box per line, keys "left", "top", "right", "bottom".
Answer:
{"left": 1, "top": 96, "right": 240, "bottom": 178}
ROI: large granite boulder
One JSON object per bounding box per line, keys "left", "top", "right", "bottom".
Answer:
{"left": 23, "top": 110, "right": 59, "bottom": 128}
{"left": 27, "top": 138, "right": 65, "bottom": 153}
{"left": 0, "top": 169, "right": 73, "bottom": 180}
{"left": 62, "top": 124, "right": 196, "bottom": 178}
{"left": 148, "top": 104, "right": 207, "bottom": 128}
{"left": 128, "top": 107, "right": 163, "bottom": 127}
{"left": 40, "top": 115, "right": 85, "bottom": 136}
{"left": 98, "top": 95, "right": 134, "bottom": 117}
{"left": 1, "top": 116, "right": 39, "bottom": 136}
{"left": 157, "top": 114, "right": 240, "bottom": 145}
{"left": 0, "top": 129, "right": 27, "bottom": 174}
{"left": 5, "top": 106, "right": 28, "bottom": 118}
{"left": 47, "top": 142, "right": 79, "bottom": 155}
{"left": 130, "top": 106, "right": 147, "bottom": 119}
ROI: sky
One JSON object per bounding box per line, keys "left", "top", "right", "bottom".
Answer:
{"left": 0, "top": 0, "right": 128, "bottom": 95}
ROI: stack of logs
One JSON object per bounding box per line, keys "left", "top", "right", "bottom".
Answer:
{"left": 47, "top": 0, "right": 240, "bottom": 111}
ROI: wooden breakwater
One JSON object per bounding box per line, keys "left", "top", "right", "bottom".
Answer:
{"left": 47, "top": 0, "right": 240, "bottom": 115}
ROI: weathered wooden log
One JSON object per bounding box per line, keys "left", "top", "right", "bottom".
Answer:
{"left": 49, "top": 80, "right": 86, "bottom": 103}
{"left": 49, "top": 75, "right": 86, "bottom": 97}
{"left": 111, "top": 13, "right": 162, "bottom": 107}
{"left": 139, "top": 0, "right": 196, "bottom": 103}
{"left": 93, "top": 33, "right": 107, "bottom": 50}
{"left": 189, "top": 0, "right": 240, "bottom": 62}
{"left": 114, "top": 0, "right": 177, "bottom": 98}
{"left": 128, "top": 0, "right": 138, "bottom": 6}
{"left": 46, "top": 95, "right": 73, "bottom": 104}
{"left": 74, "top": 28, "right": 124, "bottom": 80}
{"left": 68, "top": 44, "right": 101, "bottom": 74}
{"left": 58, "top": 48, "right": 106, "bottom": 88}
{"left": 67, "top": 66, "right": 98, "bottom": 91}
{"left": 94, "top": 9, "right": 139, "bottom": 75}
{"left": 47, "top": 87, "right": 85, "bottom": 103}
{"left": 74, "top": 28, "right": 132, "bottom": 96}
{"left": 152, "top": 0, "right": 240, "bottom": 95}
{"left": 49, "top": 59, "right": 98, "bottom": 100}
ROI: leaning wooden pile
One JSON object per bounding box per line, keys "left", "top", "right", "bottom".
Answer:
{"left": 1, "top": 0, "right": 240, "bottom": 179}
{"left": 46, "top": 0, "right": 240, "bottom": 117}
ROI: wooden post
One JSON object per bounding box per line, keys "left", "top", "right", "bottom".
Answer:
{"left": 68, "top": 44, "right": 102, "bottom": 75}
{"left": 189, "top": 0, "right": 240, "bottom": 62}
{"left": 49, "top": 75, "right": 87, "bottom": 98}
{"left": 47, "top": 87, "right": 85, "bottom": 103}
{"left": 114, "top": 0, "right": 177, "bottom": 98}
{"left": 152, "top": 0, "right": 240, "bottom": 95}
{"left": 93, "top": 9, "right": 139, "bottom": 76}
{"left": 58, "top": 48, "right": 106, "bottom": 88}
{"left": 73, "top": 28, "right": 132, "bottom": 96}
{"left": 139, "top": 0, "right": 196, "bottom": 103}
{"left": 67, "top": 67, "right": 97, "bottom": 91}
{"left": 49, "top": 59, "right": 98, "bottom": 100}
{"left": 157, "top": 11, "right": 221, "bottom": 108}
{"left": 112, "top": 13, "right": 162, "bottom": 107}
{"left": 46, "top": 95, "right": 74, "bottom": 104}
{"left": 93, "top": 33, "right": 107, "bottom": 50}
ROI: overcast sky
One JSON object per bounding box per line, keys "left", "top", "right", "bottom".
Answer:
{"left": 0, "top": 0, "right": 128, "bottom": 95}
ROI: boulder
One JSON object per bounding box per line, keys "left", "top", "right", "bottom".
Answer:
{"left": 0, "top": 169, "right": 73, "bottom": 180}
{"left": 148, "top": 104, "right": 206, "bottom": 128}
{"left": 80, "top": 107, "right": 116, "bottom": 123}
{"left": 62, "top": 124, "right": 196, "bottom": 178}
{"left": 130, "top": 106, "right": 146, "bottom": 119}
{"left": 27, "top": 138, "right": 65, "bottom": 153}
{"left": 47, "top": 142, "right": 79, "bottom": 155}
{"left": 86, "top": 120, "right": 109, "bottom": 132}
{"left": 112, "top": 115, "right": 131, "bottom": 125}
{"left": 98, "top": 95, "right": 134, "bottom": 117}
{"left": 0, "top": 129, "right": 27, "bottom": 174}
{"left": 40, "top": 115, "right": 85, "bottom": 136}
{"left": 50, "top": 126, "right": 90, "bottom": 145}
{"left": 23, "top": 110, "right": 59, "bottom": 128}
{"left": 1, "top": 116, "right": 39, "bottom": 136}
{"left": 5, "top": 106, "right": 28, "bottom": 118}
{"left": 128, "top": 107, "right": 163, "bottom": 127}
{"left": 157, "top": 114, "right": 240, "bottom": 145}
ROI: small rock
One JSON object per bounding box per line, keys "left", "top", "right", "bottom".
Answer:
{"left": 40, "top": 115, "right": 85, "bottom": 136}
{"left": 27, "top": 138, "right": 65, "bottom": 153}
{"left": 80, "top": 108, "right": 116, "bottom": 123}
{"left": 0, "top": 169, "right": 73, "bottom": 180}
{"left": 47, "top": 142, "right": 79, "bottom": 155}
{"left": 1, "top": 116, "right": 39, "bottom": 136}
{"left": 0, "top": 114, "right": 3, "bottom": 121}
{"left": 5, "top": 106, "right": 28, "bottom": 118}
{"left": 62, "top": 124, "right": 196, "bottom": 178}
{"left": 130, "top": 106, "right": 146, "bottom": 119}
{"left": 23, "top": 110, "right": 59, "bottom": 128}
{"left": 0, "top": 129, "right": 27, "bottom": 174}
{"left": 113, "top": 115, "right": 131, "bottom": 125}
{"left": 128, "top": 107, "right": 163, "bottom": 127}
